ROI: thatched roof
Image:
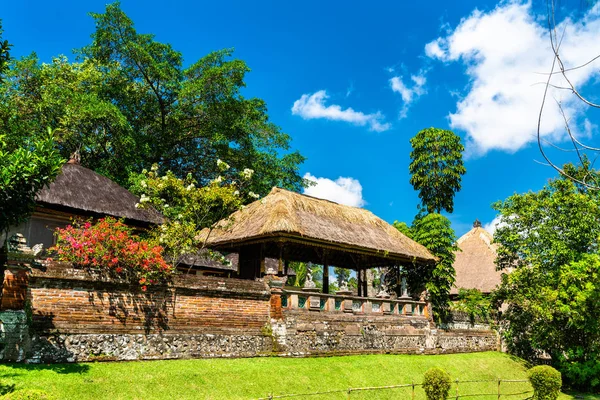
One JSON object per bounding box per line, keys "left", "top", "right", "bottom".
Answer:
{"left": 201, "top": 187, "right": 435, "bottom": 267}
{"left": 36, "top": 161, "right": 163, "bottom": 226}
{"left": 451, "top": 221, "right": 503, "bottom": 295}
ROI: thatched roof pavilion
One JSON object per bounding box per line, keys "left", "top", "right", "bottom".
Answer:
{"left": 202, "top": 187, "right": 435, "bottom": 295}
{"left": 451, "top": 220, "right": 503, "bottom": 295}
{"left": 36, "top": 159, "right": 163, "bottom": 227}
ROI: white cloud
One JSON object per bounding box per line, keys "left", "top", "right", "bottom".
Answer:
{"left": 483, "top": 216, "right": 506, "bottom": 234}
{"left": 426, "top": 1, "right": 600, "bottom": 156}
{"left": 303, "top": 173, "right": 366, "bottom": 207}
{"left": 291, "top": 90, "right": 391, "bottom": 132}
{"left": 389, "top": 71, "right": 427, "bottom": 118}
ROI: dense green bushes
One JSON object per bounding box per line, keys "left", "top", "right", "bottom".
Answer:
{"left": 528, "top": 366, "right": 562, "bottom": 400}
{"left": 422, "top": 367, "right": 452, "bottom": 400}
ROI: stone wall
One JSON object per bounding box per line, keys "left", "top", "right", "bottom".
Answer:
{"left": 0, "top": 262, "right": 498, "bottom": 363}
{"left": 270, "top": 308, "right": 496, "bottom": 357}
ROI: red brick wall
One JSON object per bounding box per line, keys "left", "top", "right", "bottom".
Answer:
{"left": 1, "top": 267, "right": 29, "bottom": 310}
{"left": 25, "top": 263, "right": 271, "bottom": 335}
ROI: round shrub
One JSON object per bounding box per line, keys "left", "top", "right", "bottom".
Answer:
{"left": 2, "top": 389, "right": 55, "bottom": 400}
{"left": 422, "top": 367, "right": 452, "bottom": 400}
{"left": 528, "top": 365, "right": 562, "bottom": 400}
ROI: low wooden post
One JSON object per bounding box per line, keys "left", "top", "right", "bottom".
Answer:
{"left": 455, "top": 379, "right": 459, "bottom": 400}
{"left": 497, "top": 379, "right": 501, "bottom": 400}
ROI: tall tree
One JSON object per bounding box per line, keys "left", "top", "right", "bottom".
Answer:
{"left": 0, "top": 2, "right": 305, "bottom": 195}
{"left": 333, "top": 267, "right": 351, "bottom": 288}
{"left": 0, "top": 21, "right": 11, "bottom": 82}
{"left": 409, "top": 127, "right": 465, "bottom": 214}
{"left": 410, "top": 213, "right": 457, "bottom": 323}
{"left": 493, "top": 165, "right": 600, "bottom": 391}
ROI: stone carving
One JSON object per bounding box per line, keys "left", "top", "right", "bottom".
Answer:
{"left": 376, "top": 269, "right": 390, "bottom": 298}
{"left": 6, "top": 233, "right": 43, "bottom": 263}
{"left": 400, "top": 277, "right": 411, "bottom": 298}
{"left": 339, "top": 279, "right": 349, "bottom": 292}
{"left": 303, "top": 262, "right": 316, "bottom": 289}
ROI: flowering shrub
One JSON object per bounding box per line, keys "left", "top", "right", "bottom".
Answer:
{"left": 129, "top": 160, "right": 255, "bottom": 268}
{"left": 49, "top": 217, "right": 172, "bottom": 290}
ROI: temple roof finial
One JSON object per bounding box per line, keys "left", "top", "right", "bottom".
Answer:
{"left": 473, "top": 219, "right": 482, "bottom": 228}
{"left": 67, "top": 150, "right": 81, "bottom": 165}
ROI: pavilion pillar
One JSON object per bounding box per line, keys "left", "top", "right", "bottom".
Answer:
{"left": 323, "top": 263, "right": 329, "bottom": 294}
{"left": 357, "top": 268, "right": 363, "bottom": 297}
{"left": 362, "top": 269, "right": 368, "bottom": 298}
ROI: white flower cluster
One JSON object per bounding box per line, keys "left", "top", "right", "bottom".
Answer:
{"left": 217, "top": 159, "right": 230, "bottom": 171}
{"left": 241, "top": 168, "right": 254, "bottom": 180}
{"left": 248, "top": 191, "right": 260, "bottom": 199}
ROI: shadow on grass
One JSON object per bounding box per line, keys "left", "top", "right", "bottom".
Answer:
{"left": 2, "top": 363, "right": 90, "bottom": 375}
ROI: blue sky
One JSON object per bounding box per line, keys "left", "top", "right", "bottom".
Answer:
{"left": 5, "top": 0, "right": 600, "bottom": 237}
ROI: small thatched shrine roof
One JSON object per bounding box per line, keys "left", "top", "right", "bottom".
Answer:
{"left": 201, "top": 187, "right": 435, "bottom": 268}
{"left": 36, "top": 161, "right": 163, "bottom": 226}
{"left": 451, "top": 220, "right": 503, "bottom": 295}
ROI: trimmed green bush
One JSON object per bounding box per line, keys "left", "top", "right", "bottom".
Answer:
{"left": 2, "top": 389, "right": 55, "bottom": 400}
{"left": 528, "top": 366, "right": 562, "bottom": 400}
{"left": 422, "top": 367, "right": 452, "bottom": 400}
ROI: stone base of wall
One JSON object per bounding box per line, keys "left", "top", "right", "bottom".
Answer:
{"left": 27, "top": 333, "right": 273, "bottom": 363}
{"left": 22, "top": 329, "right": 497, "bottom": 363}
{"left": 0, "top": 310, "right": 31, "bottom": 362}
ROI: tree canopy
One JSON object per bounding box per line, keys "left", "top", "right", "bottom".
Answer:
{"left": 493, "top": 165, "right": 600, "bottom": 391}
{"left": 409, "top": 127, "right": 465, "bottom": 214}
{"left": 0, "top": 2, "right": 305, "bottom": 195}
{"left": 0, "top": 131, "right": 64, "bottom": 243}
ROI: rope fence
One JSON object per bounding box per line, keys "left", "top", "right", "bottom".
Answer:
{"left": 258, "top": 379, "right": 532, "bottom": 400}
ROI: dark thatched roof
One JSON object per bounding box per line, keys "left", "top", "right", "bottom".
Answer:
{"left": 451, "top": 223, "right": 503, "bottom": 295}
{"left": 177, "top": 252, "right": 293, "bottom": 275}
{"left": 36, "top": 161, "right": 163, "bottom": 226}
{"left": 201, "top": 187, "right": 435, "bottom": 265}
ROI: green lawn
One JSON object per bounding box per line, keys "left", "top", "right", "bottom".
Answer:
{"left": 0, "top": 352, "right": 597, "bottom": 400}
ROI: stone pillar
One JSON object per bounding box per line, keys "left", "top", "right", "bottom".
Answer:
{"left": 303, "top": 288, "right": 321, "bottom": 311}
{"left": 268, "top": 278, "right": 284, "bottom": 320}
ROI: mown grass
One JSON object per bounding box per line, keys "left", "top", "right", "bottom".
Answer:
{"left": 0, "top": 352, "right": 597, "bottom": 400}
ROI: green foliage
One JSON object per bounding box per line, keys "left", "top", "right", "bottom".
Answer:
{"left": 2, "top": 389, "right": 55, "bottom": 400}
{"left": 0, "top": 129, "right": 64, "bottom": 240}
{"left": 494, "top": 165, "right": 600, "bottom": 391}
{"left": 422, "top": 367, "right": 452, "bottom": 400}
{"left": 286, "top": 262, "right": 322, "bottom": 288}
{"left": 0, "top": 21, "right": 11, "bottom": 83}
{"left": 333, "top": 267, "right": 350, "bottom": 288}
{"left": 452, "top": 288, "right": 492, "bottom": 324}
{"left": 0, "top": 2, "right": 305, "bottom": 193}
{"left": 528, "top": 366, "right": 562, "bottom": 400}
{"left": 393, "top": 220, "right": 412, "bottom": 238}
{"left": 411, "top": 213, "right": 457, "bottom": 323}
{"left": 409, "top": 127, "right": 465, "bottom": 214}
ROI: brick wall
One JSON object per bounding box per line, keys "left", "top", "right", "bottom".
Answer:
{"left": 0, "top": 262, "right": 498, "bottom": 362}
{"left": 26, "top": 262, "right": 271, "bottom": 336}
{"left": 1, "top": 267, "right": 29, "bottom": 310}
